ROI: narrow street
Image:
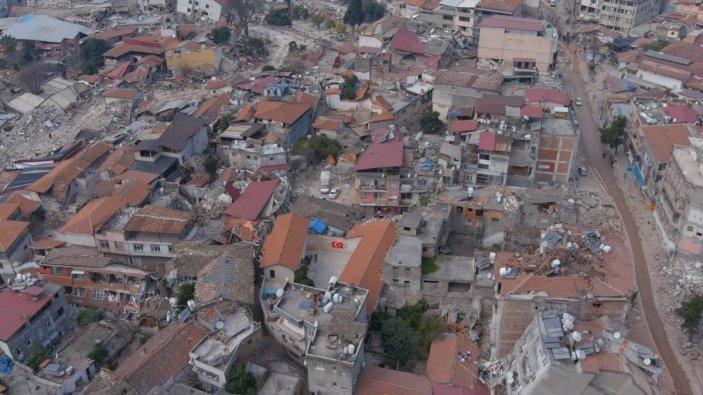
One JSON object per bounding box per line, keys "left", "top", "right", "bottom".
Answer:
{"left": 562, "top": 47, "right": 693, "bottom": 395}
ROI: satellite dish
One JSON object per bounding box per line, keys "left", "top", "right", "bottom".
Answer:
{"left": 614, "top": 332, "right": 621, "bottom": 339}
{"left": 216, "top": 320, "right": 224, "bottom": 330}
{"left": 571, "top": 332, "right": 582, "bottom": 342}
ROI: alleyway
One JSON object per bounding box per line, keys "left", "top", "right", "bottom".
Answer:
{"left": 562, "top": 45, "right": 693, "bottom": 395}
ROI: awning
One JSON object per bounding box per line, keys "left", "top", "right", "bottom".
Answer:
{"left": 71, "top": 270, "right": 85, "bottom": 275}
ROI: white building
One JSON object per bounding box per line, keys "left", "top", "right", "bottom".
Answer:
{"left": 176, "top": 0, "right": 230, "bottom": 22}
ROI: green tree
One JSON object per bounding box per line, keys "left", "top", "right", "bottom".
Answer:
{"left": 224, "top": 363, "right": 257, "bottom": 395}
{"left": 677, "top": 294, "right": 703, "bottom": 339}
{"left": 288, "top": 40, "right": 298, "bottom": 52}
{"left": 0, "top": 35, "right": 15, "bottom": 55}
{"left": 341, "top": 75, "right": 359, "bottom": 100}
{"left": 292, "top": 5, "right": 310, "bottom": 19}
{"left": 243, "top": 37, "right": 268, "bottom": 57}
{"left": 641, "top": 40, "right": 669, "bottom": 52}
{"left": 177, "top": 283, "right": 195, "bottom": 308}
{"left": 362, "top": 0, "right": 386, "bottom": 23}
{"left": 294, "top": 264, "right": 315, "bottom": 287}
{"left": 262, "top": 64, "right": 276, "bottom": 71}
{"left": 26, "top": 346, "right": 50, "bottom": 370}
{"left": 204, "top": 156, "right": 219, "bottom": 180}
{"left": 344, "top": 0, "right": 364, "bottom": 26}
{"left": 336, "top": 23, "right": 348, "bottom": 34}
{"left": 88, "top": 344, "right": 108, "bottom": 364}
{"left": 209, "top": 26, "right": 231, "bottom": 45}
{"left": 420, "top": 110, "right": 444, "bottom": 134}
{"left": 599, "top": 116, "right": 626, "bottom": 153}
{"left": 325, "top": 19, "right": 337, "bottom": 30}
{"left": 19, "top": 40, "right": 38, "bottom": 65}
{"left": 213, "top": 114, "right": 231, "bottom": 132}
{"left": 311, "top": 13, "right": 325, "bottom": 28}
{"left": 308, "top": 134, "right": 341, "bottom": 160}
{"left": 265, "top": 9, "right": 292, "bottom": 26}
{"left": 381, "top": 317, "right": 420, "bottom": 368}
{"left": 79, "top": 38, "right": 109, "bottom": 75}
{"left": 77, "top": 308, "right": 103, "bottom": 327}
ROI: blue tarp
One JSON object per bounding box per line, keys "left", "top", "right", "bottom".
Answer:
{"left": 0, "top": 355, "right": 14, "bottom": 375}
{"left": 309, "top": 218, "right": 327, "bottom": 234}
{"left": 627, "top": 164, "right": 644, "bottom": 187}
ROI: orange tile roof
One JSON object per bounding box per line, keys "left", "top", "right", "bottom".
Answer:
{"left": 116, "top": 320, "right": 209, "bottom": 391}
{"left": 313, "top": 117, "right": 343, "bottom": 130}
{"left": 113, "top": 179, "right": 151, "bottom": 207}
{"left": 261, "top": 214, "right": 310, "bottom": 270}
{"left": 206, "top": 79, "right": 228, "bottom": 89}
{"left": 254, "top": 100, "right": 312, "bottom": 124}
{"left": 28, "top": 142, "right": 112, "bottom": 194}
{"left": 233, "top": 103, "right": 256, "bottom": 122}
{"left": 97, "top": 144, "right": 137, "bottom": 176}
{"left": 5, "top": 192, "right": 41, "bottom": 217}
{"left": 372, "top": 110, "right": 395, "bottom": 122}
{"left": 123, "top": 205, "right": 192, "bottom": 234}
{"left": 427, "top": 333, "right": 479, "bottom": 389}
{"left": 114, "top": 170, "right": 160, "bottom": 184}
{"left": 30, "top": 239, "right": 65, "bottom": 250}
{"left": 356, "top": 366, "right": 432, "bottom": 395}
{"left": 0, "top": 220, "right": 29, "bottom": 252}
{"left": 579, "top": 353, "right": 624, "bottom": 374}
{"left": 641, "top": 124, "right": 691, "bottom": 163}
{"left": 187, "top": 174, "right": 210, "bottom": 187}
{"left": 194, "top": 94, "right": 230, "bottom": 122}
{"left": 61, "top": 196, "right": 126, "bottom": 235}
{"left": 0, "top": 202, "right": 20, "bottom": 220}
{"left": 340, "top": 221, "right": 396, "bottom": 313}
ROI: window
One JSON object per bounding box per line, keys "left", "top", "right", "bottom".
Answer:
{"left": 688, "top": 226, "right": 694, "bottom": 232}
{"left": 456, "top": 206, "right": 463, "bottom": 213}
{"left": 403, "top": 226, "right": 412, "bottom": 231}
{"left": 15, "top": 346, "right": 23, "bottom": 359}
{"left": 56, "top": 307, "right": 64, "bottom": 317}
{"left": 92, "top": 290, "right": 106, "bottom": 301}
{"left": 314, "top": 362, "right": 325, "bottom": 371}
{"left": 72, "top": 272, "right": 84, "bottom": 280}
{"left": 25, "top": 338, "right": 31, "bottom": 347}
{"left": 333, "top": 382, "right": 338, "bottom": 387}
{"left": 99, "top": 240, "right": 110, "bottom": 249}
{"left": 404, "top": 268, "right": 411, "bottom": 273}
{"left": 73, "top": 288, "right": 84, "bottom": 297}
{"left": 133, "top": 244, "right": 144, "bottom": 252}
{"left": 269, "top": 269, "right": 276, "bottom": 279}
{"left": 52, "top": 266, "right": 62, "bottom": 275}
{"left": 114, "top": 242, "right": 125, "bottom": 251}
{"left": 168, "top": 245, "right": 174, "bottom": 253}
{"left": 151, "top": 244, "right": 161, "bottom": 252}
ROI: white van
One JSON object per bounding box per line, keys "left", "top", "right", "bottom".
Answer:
{"left": 549, "top": 0, "right": 556, "bottom": 6}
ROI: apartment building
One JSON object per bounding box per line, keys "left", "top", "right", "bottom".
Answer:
{"left": 656, "top": 138, "right": 703, "bottom": 260}
{"left": 176, "top": 0, "right": 230, "bottom": 22}
{"left": 0, "top": 219, "right": 32, "bottom": 282}
{"left": 0, "top": 282, "right": 72, "bottom": 362}
{"left": 95, "top": 205, "right": 195, "bottom": 268}
{"left": 536, "top": 116, "right": 579, "bottom": 185}
{"left": 39, "top": 247, "right": 148, "bottom": 313}
{"left": 597, "top": 0, "right": 663, "bottom": 33}
{"left": 219, "top": 139, "right": 286, "bottom": 170}
{"left": 477, "top": 16, "right": 558, "bottom": 76}
{"left": 135, "top": 113, "right": 208, "bottom": 174}
{"left": 428, "top": 69, "right": 503, "bottom": 120}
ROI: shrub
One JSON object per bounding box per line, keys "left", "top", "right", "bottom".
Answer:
{"left": 88, "top": 344, "right": 108, "bottom": 364}
{"left": 77, "top": 308, "right": 103, "bottom": 327}
{"left": 265, "top": 9, "right": 291, "bottom": 26}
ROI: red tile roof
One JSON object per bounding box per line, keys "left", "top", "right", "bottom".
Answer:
{"left": 448, "top": 120, "right": 479, "bottom": 134}
{"left": 478, "top": 15, "right": 544, "bottom": 32}
{"left": 521, "top": 106, "right": 544, "bottom": 119}
{"left": 235, "top": 76, "right": 278, "bottom": 95}
{"left": 356, "top": 366, "right": 432, "bottom": 395}
{"left": 524, "top": 88, "right": 569, "bottom": 105}
{"left": 254, "top": 100, "right": 311, "bottom": 124}
{"left": 105, "top": 62, "right": 131, "bottom": 79}
{"left": 194, "top": 94, "right": 230, "bottom": 122}
{"left": 5, "top": 192, "right": 41, "bottom": 217}
{"left": 663, "top": 105, "right": 699, "bottom": 124}
{"left": 104, "top": 88, "right": 138, "bottom": 100}
{"left": 355, "top": 141, "right": 404, "bottom": 171}
{"left": 261, "top": 214, "right": 310, "bottom": 270}
{"left": 427, "top": 333, "right": 486, "bottom": 392}
{"left": 123, "top": 206, "right": 193, "bottom": 234}
{"left": 391, "top": 27, "right": 427, "bottom": 55}
{"left": 641, "top": 124, "right": 691, "bottom": 163}
{"left": 61, "top": 196, "right": 126, "bottom": 235}
{"left": 478, "top": 131, "right": 496, "bottom": 151}
{"left": 0, "top": 220, "right": 29, "bottom": 253}
{"left": 224, "top": 179, "right": 279, "bottom": 220}
{"left": 340, "top": 221, "right": 396, "bottom": 313}
{"left": 0, "top": 287, "right": 52, "bottom": 342}
{"left": 0, "top": 202, "right": 20, "bottom": 220}
{"left": 30, "top": 239, "right": 65, "bottom": 250}
{"left": 115, "top": 320, "right": 209, "bottom": 391}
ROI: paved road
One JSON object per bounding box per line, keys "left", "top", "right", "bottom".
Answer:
{"left": 563, "top": 47, "right": 693, "bottom": 395}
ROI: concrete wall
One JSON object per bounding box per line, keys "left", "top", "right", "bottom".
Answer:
{"left": 383, "top": 264, "right": 422, "bottom": 294}
{"left": 287, "top": 110, "right": 313, "bottom": 147}
{"left": 57, "top": 232, "right": 97, "bottom": 247}
{"left": 306, "top": 341, "right": 363, "bottom": 395}
{"left": 264, "top": 264, "right": 295, "bottom": 283}
{"left": 536, "top": 134, "right": 575, "bottom": 184}
{"left": 635, "top": 69, "right": 683, "bottom": 90}
{"left": 1, "top": 229, "right": 32, "bottom": 266}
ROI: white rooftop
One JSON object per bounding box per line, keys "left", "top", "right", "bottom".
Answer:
{"left": 5, "top": 15, "right": 92, "bottom": 44}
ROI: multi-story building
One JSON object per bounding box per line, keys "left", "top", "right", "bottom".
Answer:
{"left": 253, "top": 100, "right": 314, "bottom": 148}
{"left": 0, "top": 219, "right": 32, "bottom": 282}
{"left": 38, "top": 247, "right": 148, "bottom": 314}
{"left": 176, "top": 0, "right": 230, "bottom": 22}
{"left": 429, "top": 69, "right": 503, "bottom": 120}
{"left": 0, "top": 282, "right": 72, "bottom": 362}
{"left": 535, "top": 115, "right": 579, "bottom": 185}
{"left": 656, "top": 138, "right": 703, "bottom": 259}
{"left": 95, "top": 205, "right": 195, "bottom": 268}
{"left": 219, "top": 139, "right": 286, "bottom": 170}
{"left": 597, "top": 0, "right": 663, "bottom": 33}
{"left": 135, "top": 113, "right": 208, "bottom": 168}
{"left": 477, "top": 16, "right": 558, "bottom": 77}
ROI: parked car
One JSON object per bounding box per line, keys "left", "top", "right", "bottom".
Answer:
{"left": 328, "top": 187, "right": 341, "bottom": 199}
{"left": 574, "top": 97, "right": 583, "bottom": 106}
{"left": 578, "top": 167, "right": 588, "bottom": 176}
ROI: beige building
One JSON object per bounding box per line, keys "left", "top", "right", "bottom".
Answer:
{"left": 477, "top": 15, "right": 558, "bottom": 77}
{"left": 598, "top": 0, "right": 663, "bottom": 33}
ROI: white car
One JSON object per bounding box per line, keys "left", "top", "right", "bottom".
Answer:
{"left": 328, "top": 187, "right": 341, "bottom": 199}
{"left": 575, "top": 97, "right": 583, "bottom": 106}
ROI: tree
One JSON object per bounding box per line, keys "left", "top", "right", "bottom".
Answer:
{"left": 341, "top": 75, "right": 359, "bottom": 100}
{"left": 336, "top": 23, "right": 347, "bottom": 34}
{"left": 177, "top": 283, "right": 195, "bottom": 308}
{"left": 265, "top": 9, "right": 291, "bottom": 26}
{"left": 243, "top": 38, "right": 268, "bottom": 57}
{"left": 344, "top": 0, "right": 364, "bottom": 26}
{"left": 224, "top": 363, "right": 257, "bottom": 395}
{"left": 18, "top": 63, "right": 51, "bottom": 94}
{"left": 204, "top": 156, "right": 219, "bottom": 180}
{"left": 599, "top": 115, "right": 626, "bottom": 153}
{"left": 677, "top": 294, "right": 703, "bottom": 339}
{"left": 641, "top": 40, "right": 669, "bottom": 52}
{"left": 232, "top": 0, "right": 259, "bottom": 39}
{"left": 19, "top": 40, "right": 39, "bottom": 65}
{"left": 0, "top": 35, "right": 15, "bottom": 55}
{"left": 381, "top": 317, "right": 420, "bottom": 368}
{"left": 420, "top": 110, "right": 444, "bottom": 134}
{"left": 325, "top": 19, "right": 336, "bottom": 30}
{"left": 88, "top": 344, "right": 108, "bottom": 364}
{"left": 27, "top": 346, "right": 50, "bottom": 370}
{"left": 311, "top": 13, "right": 325, "bottom": 28}
{"left": 362, "top": 0, "right": 386, "bottom": 23}
{"left": 209, "top": 26, "right": 231, "bottom": 44}
{"left": 213, "top": 114, "right": 231, "bottom": 133}
{"left": 262, "top": 64, "right": 276, "bottom": 71}
{"left": 294, "top": 264, "right": 315, "bottom": 287}
{"left": 292, "top": 134, "right": 342, "bottom": 162}
{"left": 79, "top": 38, "right": 108, "bottom": 75}
{"left": 77, "top": 308, "right": 103, "bottom": 327}
{"left": 288, "top": 40, "right": 298, "bottom": 52}
{"left": 292, "top": 5, "right": 309, "bottom": 20}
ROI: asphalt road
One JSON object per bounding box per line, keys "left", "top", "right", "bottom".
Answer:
{"left": 563, "top": 47, "right": 693, "bottom": 395}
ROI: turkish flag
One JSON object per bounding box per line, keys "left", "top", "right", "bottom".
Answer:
{"left": 331, "top": 241, "right": 344, "bottom": 249}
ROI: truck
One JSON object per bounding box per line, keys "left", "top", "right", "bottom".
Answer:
{"left": 320, "top": 170, "right": 331, "bottom": 194}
